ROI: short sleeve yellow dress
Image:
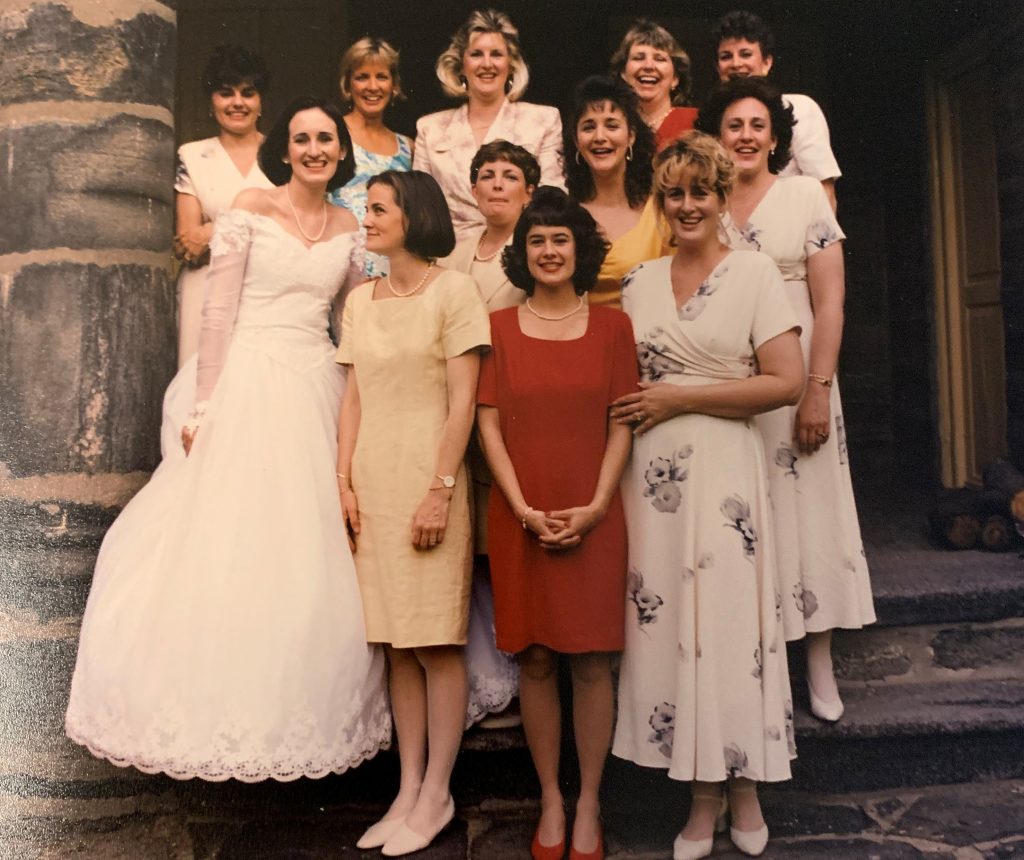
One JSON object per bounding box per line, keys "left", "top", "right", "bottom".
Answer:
{"left": 337, "top": 269, "right": 491, "bottom": 648}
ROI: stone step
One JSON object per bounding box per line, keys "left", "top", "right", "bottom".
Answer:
{"left": 2, "top": 637, "right": 1023, "bottom": 803}
{"left": 824, "top": 617, "right": 1024, "bottom": 685}
{"left": 865, "top": 544, "right": 1024, "bottom": 627}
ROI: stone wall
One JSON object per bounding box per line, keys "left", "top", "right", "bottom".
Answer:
{"left": 0, "top": 1, "right": 177, "bottom": 488}
{"left": 0, "top": 0, "right": 176, "bottom": 790}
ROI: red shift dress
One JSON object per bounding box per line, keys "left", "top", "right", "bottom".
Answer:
{"left": 477, "top": 306, "right": 640, "bottom": 654}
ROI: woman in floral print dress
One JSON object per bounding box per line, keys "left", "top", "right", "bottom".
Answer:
{"left": 697, "top": 77, "right": 875, "bottom": 723}
{"left": 611, "top": 133, "right": 804, "bottom": 859}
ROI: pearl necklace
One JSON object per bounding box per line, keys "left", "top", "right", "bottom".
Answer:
{"left": 473, "top": 229, "right": 505, "bottom": 263}
{"left": 525, "top": 295, "right": 585, "bottom": 321}
{"left": 645, "top": 106, "right": 673, "bottom": 130}
{"left": 386, "top": 260, "right": 434, "bottom": 298}
{"left": 285, "top": 185, "right": 327, "bottom": 242}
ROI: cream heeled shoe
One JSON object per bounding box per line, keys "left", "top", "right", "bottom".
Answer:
{"left": 728, "top": 784, "right": 769, "bottom": 856}
{"left": 381, "top": 795, "right": 455, "bottom": 857}
{"left": 355, "top": 815, "right": 407, "bottom": 850}
{"left": 672, "top": 793, "right": 727, "bottom": 860}
{"left": 808, "top": 680, "right": 845, "bottom": 722}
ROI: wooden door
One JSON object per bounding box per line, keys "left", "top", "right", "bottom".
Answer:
{"left": 175, "top": 0, "right": 349, "bottom": 146}
{"left": 928, "top": 45, "right": 1007, "bottom": 487}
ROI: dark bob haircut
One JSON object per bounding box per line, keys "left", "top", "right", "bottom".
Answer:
{"left": 258, "top": 97, "right": 355, "bottom": 192}
{"left": 609, "top": 18, "right": 692, "bottom": 105}
{"left": 695, "top": 76, "right": 794, "bottom": 174}
{"left": 202, "top": 44, "right": 270, "bottom": 96}
{"left": 711, "top": 10, "right": 775, "bottom": 59}
{"left": 502, "top": 186, "right": 609, "bottom": 296}
{"left": 366, "top": 170, "right": 456, "bottom": 260}
{"left": 563, "top": 75, "right": 656, "bottom": 210}
{"left": 469, "top": 139, "right": 541, "bottom": 188}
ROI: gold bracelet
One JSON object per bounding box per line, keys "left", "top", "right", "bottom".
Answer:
{"left": 521, "top": 506, "right": 534, "bottom": 529}
{"left": 808, "top": 373, "right": 833, "bottom": 388}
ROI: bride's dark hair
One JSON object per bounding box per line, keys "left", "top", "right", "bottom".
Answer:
{"left": 259, "top": 97, "right": 355, "bottom": 191}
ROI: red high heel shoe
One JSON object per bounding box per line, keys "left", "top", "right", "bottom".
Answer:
{"left": 531, "top": 826, "right": 566, "bottom": 860}
{"left": 568, "top": 823, "right": 603, "bottom": 860}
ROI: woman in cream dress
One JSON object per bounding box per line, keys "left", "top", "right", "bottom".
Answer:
{"left": 697, "top": 77, "right": 874, "bottom": 723}
{"left": 337, "top": 170, "right": 490, "bottom": 857}
{"left": 414, "top": 9, "right": 563, "bottom": 240}
{"left": 163, "top": 46, "right": 274, "bottom": 459}
{"left": 611, "top": 133, "right": 804, "bottom": 860}
{"left": 174, "top": 45, "right": 273, "bottom": 366}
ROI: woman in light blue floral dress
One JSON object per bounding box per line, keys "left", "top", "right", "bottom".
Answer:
{"left": 328, "top": 37, "right": 413, "bottom": 277}
{"left": 697, "top": 77, "right": 876, "bottom": 725}
{"left": 611, "top": 133, "right": 804, "bottom": 859}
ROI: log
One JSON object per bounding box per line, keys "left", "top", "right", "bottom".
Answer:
{"left": 928, "top": 491, "right": 982, "bottom": 549}
{"left": 982, "top": 458, "right": 1024, "bottom": 521}
{"left": 979, "top": 514, "right": 1013, "bottom": 552}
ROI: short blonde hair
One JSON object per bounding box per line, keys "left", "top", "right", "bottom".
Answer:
{"left": 338, "top": 37, "right": 404, "bottom": 104}
{"left": 653, "top": 131, "right": 735, "bottom": 211}
{"left": 435, "top": 9, "right": 529, "bottom": 101}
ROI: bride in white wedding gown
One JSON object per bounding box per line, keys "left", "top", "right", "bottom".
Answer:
{"left": 65, "top": 98, "right": 391, "bottom": 782}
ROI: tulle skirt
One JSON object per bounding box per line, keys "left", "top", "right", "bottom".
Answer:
{"left": 66, "top": 337, "right": 392, "bottom": 781}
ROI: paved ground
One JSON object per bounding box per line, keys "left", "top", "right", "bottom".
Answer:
{"left": 3, "top": 759, "right": 1023, "bottom": 859}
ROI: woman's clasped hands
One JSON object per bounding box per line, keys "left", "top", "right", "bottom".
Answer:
{"left": 523, "top": 504, "right": 605, "bottom": 550}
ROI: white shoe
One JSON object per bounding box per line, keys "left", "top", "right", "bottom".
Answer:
{"left": 729, "top": 823, "right": 769, "bottom": 856}
{"left": 356, "top": 815, "right": 406, "bottom": 850}
{"left": 673, "top": 832, "right": 712, "bottom": 860}
{"left": 381, "top": 796, "right": 455, "bottom": 857}
{"left": 808, "top": 681, "right": 845, "bottom": 722}
{"left": 673, "top": 793, "right": 726, "bottom": 860}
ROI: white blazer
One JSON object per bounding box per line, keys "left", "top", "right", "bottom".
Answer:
{"left": 780, "top": 93, "right": 841, "bottom": 182}
{"left": 414, "top": 99, "right": 565, "bottom": 239}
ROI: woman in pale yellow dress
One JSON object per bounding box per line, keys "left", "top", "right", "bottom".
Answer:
{"left": 563, "top": 75, "right": 667, "bottom": 308}
{"left": 336, "top": 170, "right": 490, "bottom": 857}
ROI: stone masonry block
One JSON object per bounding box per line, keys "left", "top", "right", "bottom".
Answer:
{"left": 931, "top": 625, "right": 1024, "bottom": 672}
{"left": 0, "top": 262, "right": 174, "bottom": 476}
{"left": 0, "top": 3, "right": 175, "bottom": 108}
{"left": 0, "top": 116, "right": 173, "bottom": 255}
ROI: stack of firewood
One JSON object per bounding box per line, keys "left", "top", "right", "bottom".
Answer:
{"left": 929, "top": 458, "right": 1024, "bottom": 551}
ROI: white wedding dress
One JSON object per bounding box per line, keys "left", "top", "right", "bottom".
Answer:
{"left": 65, "top": 210, "right": 391, "bottom": 781}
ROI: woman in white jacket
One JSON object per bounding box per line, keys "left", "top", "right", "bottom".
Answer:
{"left": 414, "top": 8, "right": 563, "bottom": 239}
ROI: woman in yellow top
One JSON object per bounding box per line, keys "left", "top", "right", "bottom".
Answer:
{"left": 563, "top": 75, "right": 667, "bottom": 308}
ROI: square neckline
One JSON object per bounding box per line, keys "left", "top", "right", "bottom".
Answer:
{"left": 513, "top": 304, "right": 593, "bottom": 343}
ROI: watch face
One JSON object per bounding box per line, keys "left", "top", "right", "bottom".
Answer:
{"left": 443, "top": 475, "right": 456, "bottom": 489}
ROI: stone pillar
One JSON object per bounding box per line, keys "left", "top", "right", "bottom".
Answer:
{"left": 0, "top": 0, "right": 176, "bottom": 786}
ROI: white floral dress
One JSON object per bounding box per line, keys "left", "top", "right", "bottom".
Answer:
{"left": 725, "top": 176, "right": 875, "bottom": 640}
{"left": 612, "top": 251, "right": 797, "bottom": 783}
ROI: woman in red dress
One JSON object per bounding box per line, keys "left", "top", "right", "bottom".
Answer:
{"left": 477, "top": 186, "right": 638, "bottom": 860}
{"left": 610, "top": 19, "right": 698, "bottom": 151}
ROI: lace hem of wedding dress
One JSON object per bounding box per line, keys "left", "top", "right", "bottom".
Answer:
{"left": 465, "top": 662, "right": 518, "bottom": 727}
{"left": 65, "top": 698, "right": 392, "bottom": 783}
